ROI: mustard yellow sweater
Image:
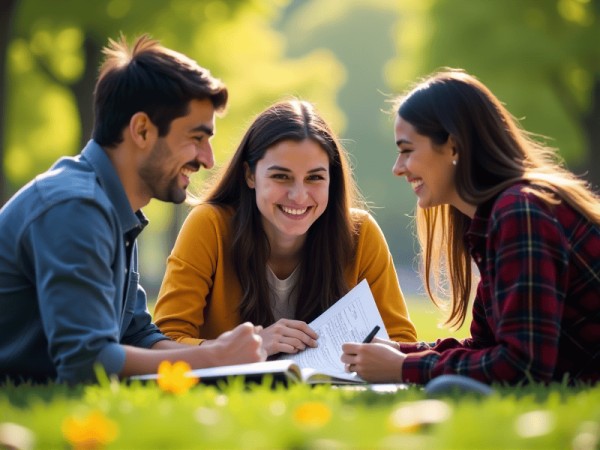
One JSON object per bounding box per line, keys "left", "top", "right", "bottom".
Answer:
{"left": 154, "top": 204, "right": 417, "bottom": 344}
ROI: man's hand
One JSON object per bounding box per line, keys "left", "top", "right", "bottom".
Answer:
{"left": 201, "top": 322, "right": 267, "bottom": 365}
{"left": 341, "top": 341, "right": 406, "bottom": 383}
{"left": 122, "top": 323, "right": 265, "bottom": 377}
{"left": 259, "top": 319, "right": 318, "bottom": 356}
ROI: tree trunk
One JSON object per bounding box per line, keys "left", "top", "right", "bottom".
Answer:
{"left": 72, "top": 35, "right": 103, "bottom": 151}
{"left": 0, "top": 0, "right": 18, "bottom": 204}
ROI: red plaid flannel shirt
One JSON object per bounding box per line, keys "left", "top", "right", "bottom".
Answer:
{"left": 400, "top": 183, "right": 600, "bottom": 385}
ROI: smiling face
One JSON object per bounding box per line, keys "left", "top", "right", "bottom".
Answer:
{"left": 245, "top": 139, "right": 330, "bottom": 248}
{"left": 139, "top": 98, "right": 216, "bottom": 204}
{"left": 393, "top": 115, "right": 474, "bottom": 216}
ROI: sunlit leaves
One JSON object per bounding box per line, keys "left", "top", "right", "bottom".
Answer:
{"left": 557, "top": 0, "right": 595, "bottom": 25}
{"left": 6, "top": 80, "right": 79, "bottom": 182}
{"left": 30, "top": 26, "right": 84, "bottom": 82}
{"left": 5, "top": 0, "right": 345, "bottom": 196}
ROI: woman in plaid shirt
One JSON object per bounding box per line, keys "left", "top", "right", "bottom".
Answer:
{"left": 342, "top": 69, "right": 600, "bottom": 385}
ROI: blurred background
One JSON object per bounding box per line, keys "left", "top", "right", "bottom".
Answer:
{"left": 1, "top": 0, "right": 599, "bottom": 336}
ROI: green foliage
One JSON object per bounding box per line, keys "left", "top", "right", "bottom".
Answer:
{"left": 5, "top": 0, "right": 345, "bottom": 192}
{"left": 1, "top": 376, "right": 599, "bottom": 448}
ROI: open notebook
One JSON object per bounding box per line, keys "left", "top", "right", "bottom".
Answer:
{"left": 131, "top": 279, "right": 388, "bottom": 386}
{"left": 130, "top": 359, "right": 362, "bottom": 386}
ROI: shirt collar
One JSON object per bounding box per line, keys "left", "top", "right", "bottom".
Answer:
{"left": 467, "top": 198, "right": 495, "bottom": 239}
{"left": 81, "top": 140, "right": 148, "bottom": 234}
{"left": 467, "top": 182, "right": 533, "bottom": 240}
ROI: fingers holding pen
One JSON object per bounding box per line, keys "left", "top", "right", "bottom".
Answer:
{"left": 341, "top": 341, "right": 406, "bottom": 383}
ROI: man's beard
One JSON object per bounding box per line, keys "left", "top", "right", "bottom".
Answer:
{"left": 139, "top": 140, "right": 187, "bottom": 204}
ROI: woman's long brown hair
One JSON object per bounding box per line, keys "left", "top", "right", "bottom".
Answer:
{"left": 397, "top": 69, "right": 600, "bottom": 328}
{"left": 196, "top": 99, "right": 363, "bottom": 326}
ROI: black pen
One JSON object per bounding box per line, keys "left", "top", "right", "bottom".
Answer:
{"left": 362, "top": 325, "right": 380, "bottom": 343}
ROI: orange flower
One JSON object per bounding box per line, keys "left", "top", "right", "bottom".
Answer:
{"left": 293, "top": 402, "right": 332, "bottom": 429}
{"left": 61, "top": 410, "right": 118, "bottom": 450}
{"left": 157, "top": 360, "right": 198, "bottom": 395}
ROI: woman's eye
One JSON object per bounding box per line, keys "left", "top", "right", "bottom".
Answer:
{"left": 307, "top": 175, "right": 325, "bottom": 181}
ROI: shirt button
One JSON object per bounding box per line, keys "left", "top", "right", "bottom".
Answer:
{"left": 125, "top": 240, "right": 130, "bottom": 247}
{"left": 475, "top": 255, "right": 483, "bottom": 263}
{"left": 124, "top": 268, "right": 128, "bottom": 274}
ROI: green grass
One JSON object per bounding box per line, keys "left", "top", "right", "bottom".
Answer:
{"left": 1, "top": 377, "right": 599, "bottom": 449}
{"left": 1, "top": 301, "right": 598, "bottom": 449}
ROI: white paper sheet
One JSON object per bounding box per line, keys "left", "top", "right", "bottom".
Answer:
{"left": 280, "top": 279, "right": 389, "bottom": 377}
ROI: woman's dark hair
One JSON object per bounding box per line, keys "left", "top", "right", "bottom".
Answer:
{"left": 396, "top": 69, "right": 600, "bottom": 328}
{"left": 92, "top": 34, "right": 227, "bottom": 147}
{"left": 199, "top": 99, "right": 363, "bottom": 326}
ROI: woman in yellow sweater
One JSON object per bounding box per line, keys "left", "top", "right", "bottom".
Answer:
{"left": 154, "top": 99, "right": 417, "bottom": 356}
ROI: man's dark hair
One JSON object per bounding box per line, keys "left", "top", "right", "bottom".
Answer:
{"left": 92, "top": 34, "right": 228, "bottom": 147}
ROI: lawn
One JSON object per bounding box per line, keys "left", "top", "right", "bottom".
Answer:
{"left": 1, "top": 375, "right": 598, "bottom": 449}
{"left": 1, "top": 298, "right": 597, "bottom": 449}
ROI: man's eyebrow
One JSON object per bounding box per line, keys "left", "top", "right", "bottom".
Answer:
{"left": 191, "top": 124, "right": 214, "bottom": 136}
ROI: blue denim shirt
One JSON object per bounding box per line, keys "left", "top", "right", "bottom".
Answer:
{"left": 0, "top": 140, "right": 168, "bottom": 384}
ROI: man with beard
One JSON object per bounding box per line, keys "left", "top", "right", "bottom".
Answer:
{"left": 0, "top": 34, "right": 266, "bottom": 384}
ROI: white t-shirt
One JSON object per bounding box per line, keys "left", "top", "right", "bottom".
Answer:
{"left": 266, "top": 265, "right": 300, "bottom": 321}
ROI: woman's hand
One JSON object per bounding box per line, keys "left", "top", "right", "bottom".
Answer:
{"left": 259, "top": 319, "right": 318, "bottom": 356}
{"left": 341, "top": 341, "right": 406, "bottom": 383}
{"left": 371, "top": 336, "right": 402, "bottom": 350}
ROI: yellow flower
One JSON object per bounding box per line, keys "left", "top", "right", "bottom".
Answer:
{"left": 293, "top": 402, "right": 332, "bottom": 429}
{"left": 61, "top": 410, "right": 118, "bottom": 450}
{"left": 157, "top": 360, "right": 198, "bottom": 395}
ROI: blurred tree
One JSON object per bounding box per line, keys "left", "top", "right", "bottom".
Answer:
{"left": 0, "top": 0, "right": 18, "bottom": 202}
{"left": 2, "top": 0, "right": 345, "bottom": 296}
{"left": 4, "top": 0, "right": 343, "bottom": 194}
{"left": 388, "top": 0, "right": 600, "bottom": 190}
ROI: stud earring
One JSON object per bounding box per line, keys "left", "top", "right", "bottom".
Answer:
{"left": 452, "top": 160, "right": 457, "bottom": 166}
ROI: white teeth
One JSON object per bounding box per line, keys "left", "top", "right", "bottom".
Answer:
{"left": 281, "top": 206, "right": 308, "bottom": 215}
{"left": 410, "top": 179, "right": 423, "bottom": 190}
{"left": 181, "top": 168, "right": 193, "bottom": 177}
